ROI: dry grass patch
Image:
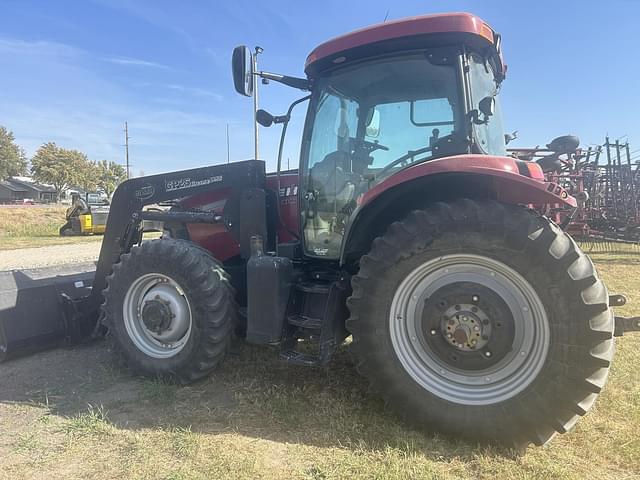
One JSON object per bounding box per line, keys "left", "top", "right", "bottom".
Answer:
{"left": 0, "top": 205, "right": 67, "bottom": 237}
{"left": 0, "top": 205, "right": 104, "bottom": 249}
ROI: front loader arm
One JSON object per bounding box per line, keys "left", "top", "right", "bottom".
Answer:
{"left": 0, "top": 160, "right": 267, "bottom": 361}
{"left": 83, "top": 159, "right": 267, "bottom": 318}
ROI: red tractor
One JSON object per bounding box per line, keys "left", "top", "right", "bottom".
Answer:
{"left": 3, "top": 13, "right": 635, "bottom": 447}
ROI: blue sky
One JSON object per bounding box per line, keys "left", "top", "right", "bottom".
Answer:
{"left": 1, "top": 0, "right": 639, "bottom": 175}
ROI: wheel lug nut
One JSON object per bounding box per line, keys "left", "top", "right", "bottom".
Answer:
{"left": 474, "top": 325, "right": 480, "bottom": 331}
{"left": 446, "top": 333, "right": 452, "bottom": 338}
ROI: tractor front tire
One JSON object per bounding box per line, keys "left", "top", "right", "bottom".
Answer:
{"left": 103, "top": 238, "right": 236, "bottom": 383}
{"left": 347, "top": 200, "right": 614, "bottom": 447}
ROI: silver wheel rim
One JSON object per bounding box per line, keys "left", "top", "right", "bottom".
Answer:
{"left": 389, "top": 254, "right": 550, "bottom": 405}
{"left": 123, "top": 273, "right": 192, "bottom": 358}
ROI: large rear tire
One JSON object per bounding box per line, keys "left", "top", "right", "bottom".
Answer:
{"left": 347, "top": 200, "right": 614, "bottom": 447}
{"left": 103, "top": 238, "right": 236, "bottom": 383}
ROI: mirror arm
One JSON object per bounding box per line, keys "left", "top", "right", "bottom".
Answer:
{"left": 468, "top": 109, "right": 489, "bottom": 125}
{"left": 257, "top": 71, "right": 310, "bottom": 91}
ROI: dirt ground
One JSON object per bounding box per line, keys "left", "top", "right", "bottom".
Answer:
{"left": 0, "top": 251, "right": 638, "bottom": 479}
{"left": 0, "top": 241, "right": 102, "bottom": 270}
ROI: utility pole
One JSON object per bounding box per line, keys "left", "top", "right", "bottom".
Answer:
{"left": 226, "top": 123, "right": 230, "bottom": 164}
{"left": 253, "top": 46, "right": 263, "bottom": 160}
{"left": 124, "top": 122, "right": 130, "bottom": 179}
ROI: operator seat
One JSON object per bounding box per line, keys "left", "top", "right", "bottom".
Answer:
{"left": 309, "top": 150, "right": 357, "bottom": 210}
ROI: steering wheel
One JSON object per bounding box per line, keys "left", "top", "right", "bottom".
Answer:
{"left": 351, "top": 138, "right": 390, "bottom": 154}
{"left": 376, "top": 145, "right": 433, "bottom": 178}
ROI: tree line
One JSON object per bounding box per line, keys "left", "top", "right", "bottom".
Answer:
{"left": 0, "top": 125, "right": 127, "bottom": 199}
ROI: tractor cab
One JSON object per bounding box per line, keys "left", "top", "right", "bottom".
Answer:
{"left": 233, "top": 13, "right": 507, "bottom": 259}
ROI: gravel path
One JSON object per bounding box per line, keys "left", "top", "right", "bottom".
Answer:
{"left": 0, "top": 241, "right": 102, "bottom": 270}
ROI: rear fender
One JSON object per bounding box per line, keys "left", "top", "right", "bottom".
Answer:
{"left": 340, "top": 154, "right": 574, "bottom": 265}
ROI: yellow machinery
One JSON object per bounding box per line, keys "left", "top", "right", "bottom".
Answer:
{"left": 77, "top": 212, "right": 106, "bottom": 234}
{"left": 59, "top": 194, "right": 109, "bottom": 236}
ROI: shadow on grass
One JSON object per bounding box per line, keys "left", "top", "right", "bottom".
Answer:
{"left": 0, "top": 341, "right": 517, "bottom": 462}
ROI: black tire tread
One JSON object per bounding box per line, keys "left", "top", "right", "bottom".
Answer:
{"left": 346, "top": 199, "right": 614, "bottom": 446}
{"left": 102, "top": 238, "right": 236, "bottom": 383}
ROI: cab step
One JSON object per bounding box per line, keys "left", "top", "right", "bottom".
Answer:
{"left": 279, "top": 349, "right": 324, "bottom": 366}
{"left": 279, "top": 275, "right": 351, "bottom": 367}
{"left": 286, "top": 314, "right": 322, "bottom": 329}
{"left": 294, "top": 282, "right": 330, "bottom": 295}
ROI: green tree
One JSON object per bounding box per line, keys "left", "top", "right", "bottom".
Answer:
{"left": 77, "top": 160, "right": 100, "bottom": 193}
{"left": 31, "top": 143, "right": 93, "bottom": 200}
{"left": 0, "top": 126, "right": 28, "bottom": 180}
{"left": 96, "top": 160, "right": 127, "bottom": 197}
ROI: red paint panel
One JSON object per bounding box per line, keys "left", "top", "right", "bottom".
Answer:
{"left": 358, "top": 155, "right": 577, "bottom": 208}
{"left": 306, "top": 13, "right": 494, "bottom": 70}
{"left": 266, "top": 171, "right": 300, "bottom": 242}
{"left": 178, "top": 187, "right": 241, "bottom": 261}
{"left": 186, "top": 223, "right": 240, "bottom": 260}
{"left": 177, "top": 173, "right": 301, "bottom": 261}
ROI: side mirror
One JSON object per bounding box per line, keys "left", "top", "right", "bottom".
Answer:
{"left": 256, "top": 109, "right": 289, "bottom": 127}
{"left": 256, "top": 109, "right": 274, "bottom": 127}
{"left": 479, "top": 96, "right": 495, "bottom": 117}
{"left": 232, "top": 45, "right": 254, "bottom": 97}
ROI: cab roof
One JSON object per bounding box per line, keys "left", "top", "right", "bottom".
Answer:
{"left": 305, "top": 13, "right": 500, "bottom": 76}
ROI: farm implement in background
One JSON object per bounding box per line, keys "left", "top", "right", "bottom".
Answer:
{"left": 509, "top": 135, "right": 640, "bottom": 253}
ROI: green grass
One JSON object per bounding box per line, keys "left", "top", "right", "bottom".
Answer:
{"left": 0, "top": 234, "right": 104, "bottom": 249}
{"left": 63, "top": 405, "right": 114, "bottom": 437}
{"left": 13, "top": 433, "right": 40, "bottom": 454}
{"left": 140, "top": 378, "right": 179, "bottom": 405}
{"left": 0, "top": 254, "right": 638, "bottom": 480}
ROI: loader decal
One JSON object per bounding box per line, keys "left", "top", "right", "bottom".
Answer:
{"left": 135, "top": 184, "right": 155, "bottom": 200}
{"left": 165, "top": 175, "right": 223, "bottom": 192}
